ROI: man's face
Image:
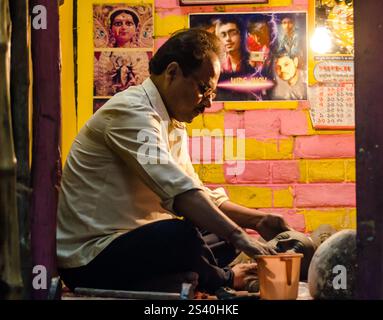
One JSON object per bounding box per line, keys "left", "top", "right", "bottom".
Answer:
{"left": 112, "top": 13, "right": 136, "bottom": 46}
{"left": 275, "top": 56, "right": 298, "bottom": 81}
{"left": 216, "top": 23, "right": 241, "bottom": 54}
{"left": 281, "top": 18, "right": 294, "bottom": 35}
{"left": 166, "top": 53, "right": 221, "bottom": 123}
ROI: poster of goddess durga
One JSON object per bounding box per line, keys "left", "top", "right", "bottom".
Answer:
{"left": 93, "top": 4, "right": 154, "bottom": 49}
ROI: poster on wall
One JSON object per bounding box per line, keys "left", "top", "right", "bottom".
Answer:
{"left": 94, "top": 51, "right": 152, "bottom": 96}
{"left": 93, "top": 4, "right": 154, "bottom": 49}
{"left": 308, "top": 0, "right": 354, "bottom": 129}
{"left": 92, "top": 4, "right": 154, "bottom": 112}
{"left": 189, "top": 12, "right": 308, "bottom": 102}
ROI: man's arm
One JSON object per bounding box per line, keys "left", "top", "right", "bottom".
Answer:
{"left": 173, "top": 189, "right": 276, "bottom": 257}
{"left": 219, "top": 201, "right": 292, "bottom": 241}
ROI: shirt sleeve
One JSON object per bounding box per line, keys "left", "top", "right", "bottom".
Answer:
{"left": 102, "top": 100, "right": 203, "bottom": 214}
{"left": 185, "top": 163, "right": 229, "bottom": 208}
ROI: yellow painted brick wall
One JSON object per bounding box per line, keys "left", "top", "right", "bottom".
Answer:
{"left": 61, "top": 0, "right": 357, "bottom": 234}
{"left": 186, "top": 113, "right": 225, "bottom": 136}
{"left": 273, "top": 187, "right": 294, "bottom": 208}
{"left": 346, "top": 159, "right": 356, "bottom": 182}
{"left": 194, "top": 164, "right": 226, "bottom": 184}
{"left": 223, "top": 138, "right": 294, "bottom": 161}
{"left": 224, "top": 101, "right": 299, "bottom": 110}
{"left": 226, "top": 186, "right": 272, "bottom": 208}
{"left": 301, "top": 208, "right": 356, "bottom": 233}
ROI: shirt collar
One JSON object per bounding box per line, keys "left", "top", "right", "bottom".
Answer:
{"left": 142, "top": 78, "right": 171, "bottom": 123}
{"left": 141, "top": 78, "right": 186, "bottom": 129}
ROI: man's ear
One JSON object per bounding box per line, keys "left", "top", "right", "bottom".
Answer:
{"left": 165, "top": 62, "right": 181, "bottom": 82}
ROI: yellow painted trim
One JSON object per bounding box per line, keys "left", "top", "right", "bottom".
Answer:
{"left": 154, "top": 14, "right": 188, "bottom": 37}
{"left": 224, "top": 101, "right": 298, "bottom": 110}
{"left": 59, "top": 0, "right": 77, "bottom": 163}
{"left": 218, "top": 0, "right": 293, "bottom": 8}
{"left": 345, "top": 159, "right": 356, "bottom": 182}
{"left": 308, "top": 0, "right": 316, "bottom": 86}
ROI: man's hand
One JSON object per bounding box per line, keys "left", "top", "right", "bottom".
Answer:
{"left": 228, "top": 229, "right": 277, "bottom": 258}
{"left": 255, "top": 214, "right": 292, "bottom": 241}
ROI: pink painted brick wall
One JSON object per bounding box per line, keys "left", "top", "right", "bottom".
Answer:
{"left": 244, "top": 111, "right": 281, "bottom": 138}
{"left": 279, "top": 110, "right": 309, "bottom": 136}
{"left": 205, "top": 102, "right": 224, "bottom": 113}
{"left": 224, "top": 112, "right": 243, "bottom": 134}
{"left": 224, "top": 161, "right": 270, "bottom": 183}
{"left": 295, "top": 184, "right": 356, "bottom": 207}
{"left": 189, "top": 137, "right": 224, "bottom": 163}
{"left": 259, "top": 208, "right": 306, "bottom": 233}
{"left": 271, "top": 160, "right": 300, "bottom": 183}
{"left": 156, "top": 0, "right": 356, "bottom": 233}
{"left": 294, "top": 135, "right": 355, "bottom": 159}
{"left": 225, "top": 110, "right": 310, "bottom": 138}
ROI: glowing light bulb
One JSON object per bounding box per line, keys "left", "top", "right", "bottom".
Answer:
{"left": 311, "top": 27, "right": 332, "bottom": 54}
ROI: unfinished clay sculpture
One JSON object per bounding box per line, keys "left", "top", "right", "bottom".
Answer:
{"left": 308, "top": 229, "right": 356, "bottom": 299}
{"left": 266, "top": 230, "right": 316, "bottom": 281}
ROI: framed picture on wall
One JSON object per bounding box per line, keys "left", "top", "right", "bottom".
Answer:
{"left": 93, "top": 4, "right": 154, "bottom": 49}
{"left": 180, "top": 0, "right": 268, "bottom": 5}
{"left": 189, "top": 12, "right": 308, "bottom": 102}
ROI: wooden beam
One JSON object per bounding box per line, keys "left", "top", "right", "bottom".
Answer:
{"left": 9, "top": 0, "right": 32, "bottom": 300}
{"left": 30, "top": 0, "right": 62, "bottom": 300}
{"left": 355, "top": 0, "right": 383, "bottom": 299}
{"left": 0, "top": 0, "right": 23, "bottom": 300}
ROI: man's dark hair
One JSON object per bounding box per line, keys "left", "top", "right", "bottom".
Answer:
{"left": 149, "top": 28, "right": 222, "bottom": 77}
{"left": 275, "top": 49, "right": 298, "bottom": 61}
{"left": 215, "top": 16, "right": 242, "bottom": 31}
{"left": 110, "top": 9, "right": 139, "bottom": 28}
{"left": 280, "top": 14, "right": 295, "bottom": 24}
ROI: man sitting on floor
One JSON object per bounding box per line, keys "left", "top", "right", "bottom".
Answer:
{"left": 57, "top": 28, "right": 291, "bottom": 294}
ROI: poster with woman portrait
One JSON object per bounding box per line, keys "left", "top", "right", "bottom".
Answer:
{"left": 189, "top": 12, "right": 307, "bottom": 102}
{"left": 92, "top": 4, "right": 154, "bottom": 112}
{"left": 93, "top": 4, "right": 154, "bottom": 49}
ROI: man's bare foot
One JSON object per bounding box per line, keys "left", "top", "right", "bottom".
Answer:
{"left": 232, "top": 263, "right": 258, "bottom": 291}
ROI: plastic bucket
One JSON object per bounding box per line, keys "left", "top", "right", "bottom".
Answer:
{"left": 256, "top": 253, "right": 303, "bottom": 300}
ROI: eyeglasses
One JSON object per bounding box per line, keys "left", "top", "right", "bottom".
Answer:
{"left": 188, "top": 73, "right": 217, "bottom": 102}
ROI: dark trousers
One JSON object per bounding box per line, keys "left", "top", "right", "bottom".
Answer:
{"left": 59, "top": 219, "right": 238, "bottom": 293}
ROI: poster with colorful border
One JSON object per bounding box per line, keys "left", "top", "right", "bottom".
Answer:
{"left": 308, "top": 0, "right": 354, "bottom": 129}
{"left": 92, "top": 3, "right": 154, "bottom": 112}
{"left": 189, "top": 12, "right": 308, "bottom": 102}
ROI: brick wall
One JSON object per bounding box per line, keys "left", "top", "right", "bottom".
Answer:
{"left": 154, "top": 0, "right": 356, "bottom": 233}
